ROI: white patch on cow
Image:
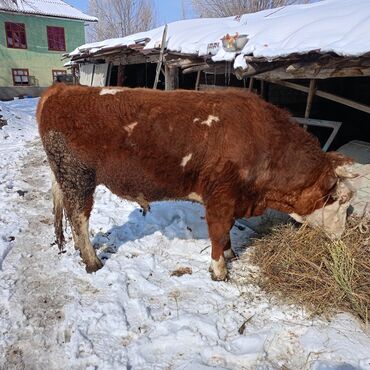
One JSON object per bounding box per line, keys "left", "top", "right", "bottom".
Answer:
{"left": 290, "top": 179, "right": 355, "bottom": 239}
{"left": 100, "top": 88, "right": 123, "bottom": 96}
{"left": 335, "top": 164, "right": 358, "bottom": 179}
{"left": 124, "top": 122, "right": 138, "bottom": 136}
{"left": 211, "top": 255, "right": 227, "bottom": 280}
{"left": 193, "top": 118, "right": 200, "bottom": 123}
{"left": 201, "top": 115, "right": 220, "bottom": 127}
{"left": 224, "top": 248, "right": 235, "bottom": 260}
{"left": 181, "top": 153, "right": 192, "bottom": 167}
{"left": 187, "top": 192, "right": 203, "bottom": 203}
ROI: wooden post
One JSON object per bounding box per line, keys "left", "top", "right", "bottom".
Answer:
{"left": 303, "top": 79, "right": 317, "bottom": 130}
{"left": 305, "top": 79, "right": 317, "bottom": 118}
{"left": 248, "top": 77, "right": 254, "bottom": 92}
{"left": 72, "top": 66, "right": 78, "bottom": 85}
{"left": 117, "top": 64, "right": 125, "bottom": 86}
{"left": 153, "top": 24, "right": 168, "bottom": 89}
{"left": 260, "top": 80, "right": 265, "bottom": 97}
{"left": 195, "top": 70, "right": 201, "bottom": 90}
{"left": 165, "top": 65, "right": 179, "bottom": 90}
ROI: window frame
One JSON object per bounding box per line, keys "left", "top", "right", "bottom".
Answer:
{"left": 52, "top": 69, "right": 67, "bottom": 82}
{"left": 5, "top": 21, "right": 27, "bottom": 49}
{"left": 12, "top": 68, "right": 30, "bottom": 86}
{"left": 46, "top": 26, "right": 66, "bottom": 52}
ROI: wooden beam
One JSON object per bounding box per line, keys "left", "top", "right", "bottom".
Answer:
{"left": 304, "top": 79, "right": 317, "bottom": 118}
{"left": 153, "top": 24, "right": 168, "bottom": 89}
{"left": 195, "top": 70, "right": 201, "bottom": 90}
{"left": 199, "top": 84, "right": 245, "bottom": 91}
{"left": 110, "top": 54, "right": 158, "bottom": 66}
{"left": 256, "top": 65, "right": 370, "bottom": 80}
{"left": 166, "top": 57, "right": 205, "bottom": 68}
{"left": 182, "top": 64, "right": 210, "bottom": 74}
{"left": 271, "top": 80, "right": 370, "bottom": 115}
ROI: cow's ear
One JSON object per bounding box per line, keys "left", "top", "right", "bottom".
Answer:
{"left": 326, "top": 152, "right": 358, "bottom": 179}
{"left": 326, "top": 151, "right": 354, "bottom": 167}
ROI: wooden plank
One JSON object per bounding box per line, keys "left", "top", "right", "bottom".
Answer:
{"left": 248, "top": 77, "right": 254, "bottom": 92}
{"left": 165, "top": 65, "right": 179, "bottom": 90}
{"left": 199, "top": 84, "right": 245, "bottom": 91}
{"left": 153, "top": 24, "right": 168, "bottom": 89}
{"left": 304, "top": 79, "right": 317, "bottom": 129}
{"left": 117, "top": 64, "right": 125, "bottom": 86}
{"left": 195, "top": 70, "right": 201, "bottom": 90}
{"left": 182, "top": 64, "right": 210, "bottom": 74}
{"left": 110, "top": 54, "right": 158, "bottom": 65}
{"left": 256, "top": 65, "right": 370, "bottom": 80}
{"left": 271, "top": 80, "right": 370, "bottom": 115}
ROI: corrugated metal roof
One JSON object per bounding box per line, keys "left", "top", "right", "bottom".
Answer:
{"left": 0, "top": 0, "right": 98, "bottom": 22}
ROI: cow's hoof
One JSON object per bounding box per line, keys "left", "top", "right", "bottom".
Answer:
{"left": 210, "top": 270, "right": 228, "bottom": 281}
{"left": 209, "top": 256, "right": 228, "bottom": 281}
{"left": 85, "top": 258, "right": 103, "bottom": 273}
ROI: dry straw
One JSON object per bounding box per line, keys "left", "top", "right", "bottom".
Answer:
{"left": 246, "top": 216, "right": 370, "bottom": 323}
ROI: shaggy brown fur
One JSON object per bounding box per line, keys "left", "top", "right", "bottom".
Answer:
{"left": 37, "top": 84, "right": 346, "bottom": 279}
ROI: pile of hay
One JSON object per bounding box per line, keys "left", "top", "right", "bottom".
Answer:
{"left": 247, "top": 217, "right": 370, "bottom": 323}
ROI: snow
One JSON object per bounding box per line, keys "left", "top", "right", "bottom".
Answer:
{"left": 69, "top": 0, "right": 370, "bottom": 71}
{"left": 0, "top": 0, "right": 97, "bottom": 22}
{"left": 0, "top": 98, "right": 370, "bottom": 369}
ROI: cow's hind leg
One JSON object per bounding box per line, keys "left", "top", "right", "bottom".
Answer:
{"left": 61, "top": 175, "right": 102, "bottom": 273}
{"left": 67, "top": 204, "right": 102, "bottom": 273}
{"left": 51, "top": 172, "right": 65, "bottom": 251}
{"left": 45, "top": 131, "right": 102, "bottom": 273}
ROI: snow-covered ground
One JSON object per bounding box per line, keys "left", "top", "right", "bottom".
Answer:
{"left": 0, "top": 98, "right": 369, "bottom": 370}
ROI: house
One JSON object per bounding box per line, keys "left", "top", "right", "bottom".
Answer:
{"left": 0, "top": 0, "right": 97, "bottom": 100}
{"left": 67, "top": 0, "right": 370, "bottom": 154}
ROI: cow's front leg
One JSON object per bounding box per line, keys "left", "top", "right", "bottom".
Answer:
{"left": 206, "top": 201, "right": 235, "bottom": 281}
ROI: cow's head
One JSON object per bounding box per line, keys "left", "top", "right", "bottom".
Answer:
{"left": 290, "top": 153, "right": 357, "bottom": 239}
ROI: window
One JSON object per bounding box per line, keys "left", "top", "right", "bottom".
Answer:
{"left": 5, "top": 22, "right": 27, "bottom": 49}
{"left": 52, "top": 69, "right": 67, "bottom": 82}
{"left": 47, "top": 26, "right": 66, "bottom": 51}
{"left": 12, "top": 69, "right": 29, "bottom": 86}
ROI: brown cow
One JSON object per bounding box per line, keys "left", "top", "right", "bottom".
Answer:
{"left": 37, "top": 84, "right": 354, "bottom": 280}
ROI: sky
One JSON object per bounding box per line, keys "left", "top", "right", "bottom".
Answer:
{"left": 66, "top": 0, "right": 194, "bottom": 24}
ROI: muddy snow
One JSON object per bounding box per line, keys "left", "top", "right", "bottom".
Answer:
{"left": 0, "top": 98, "right": 369, "bottom": 370}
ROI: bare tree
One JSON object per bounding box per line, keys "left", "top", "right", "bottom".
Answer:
{"left": 87, "top": 0, "right": 156, "bottom": 42}
{"left": 0, "top": 0, "right": 25, "bottom": 6}
{"left": 192, "top": 0, "right": 311, "bottom": 17}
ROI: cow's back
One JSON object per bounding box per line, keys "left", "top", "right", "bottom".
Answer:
{"left": 37, "top": 84, "right": 326, "bottom": 203}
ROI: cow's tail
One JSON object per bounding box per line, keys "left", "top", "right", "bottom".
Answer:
{"left": 51, "top": 172, "right": 65, "bottom": 251}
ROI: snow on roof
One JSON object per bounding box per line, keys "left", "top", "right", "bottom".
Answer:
{"left": 0, "top": 0, "right": 98, "bottom": 22}
{"left": 69, "top": 0, "right": 370, "bottom": 69}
